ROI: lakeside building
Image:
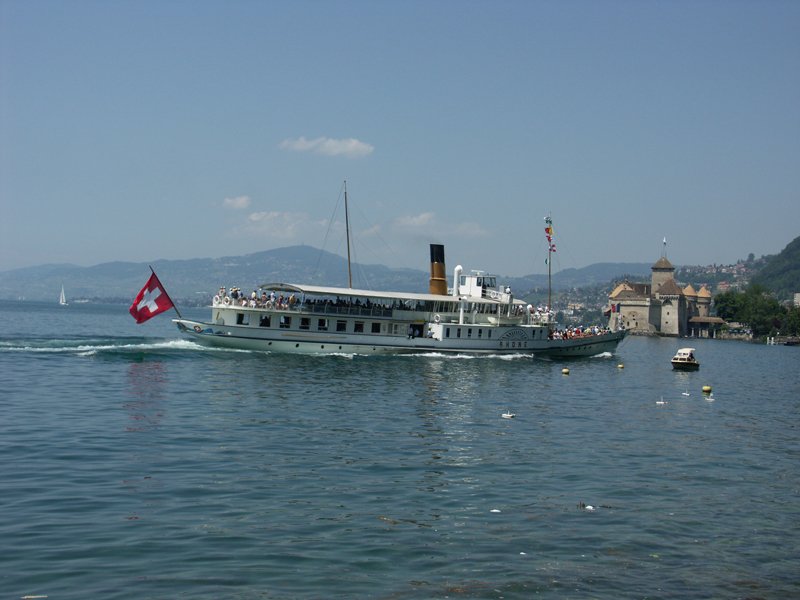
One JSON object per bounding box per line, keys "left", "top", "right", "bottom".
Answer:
{"left": 606, "top": 253, "right": 724, "bottom": 337}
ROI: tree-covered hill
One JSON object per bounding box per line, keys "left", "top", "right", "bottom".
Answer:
{"left": 751, "top": 235, "right": 800, "bottom": 301}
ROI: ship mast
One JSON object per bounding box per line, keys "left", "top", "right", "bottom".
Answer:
{"left": 344, "top": 180, "right": 353, "bottom": 288}
{"left": 548, "top": 249, "right": 552, "bottom": 316}
{"left": 544, "top": 215, "right": 555, "bottom": 319}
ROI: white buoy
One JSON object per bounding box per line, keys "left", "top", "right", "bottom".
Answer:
{"left": 562, "top": 367, "right": 570, "bottom": 375}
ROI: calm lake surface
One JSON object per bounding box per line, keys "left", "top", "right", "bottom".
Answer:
{"left": 1, "top": 300, "right": 798, "bottom": 599}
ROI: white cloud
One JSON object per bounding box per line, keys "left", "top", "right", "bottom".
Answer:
{"left": 279, "top": 136, "right": 374, "bottom": 158}
{"left": 361, "top": 224, "right": 382, "bottom": 237}
{"left": 388, "top": 212, "right": 489, "bottom": 248}
{"left": 451, "top": 221, "right": 489, "bottom": 236}
{"left": 223, "top": 195, "right": 252, "bottom": 210}
{"left": 393, "top": 212, "right": 436, "bottom": 229}
{"left": 244, "top": 211, "right": 325, "bottom": 240}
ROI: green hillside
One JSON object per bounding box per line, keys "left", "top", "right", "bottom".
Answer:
{"left": 751, "top": 236, "right": 800, "bottom": 301}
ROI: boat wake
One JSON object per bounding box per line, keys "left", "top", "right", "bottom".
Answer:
{"left": 0, "top": 337, "right": 209, "bottom": 357}
{"left": 399, "top": 352, "right": 532, "bottom": 361}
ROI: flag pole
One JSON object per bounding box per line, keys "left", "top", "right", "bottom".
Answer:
{"left": 150, "top": 265, "right": 183, "bottom": 319}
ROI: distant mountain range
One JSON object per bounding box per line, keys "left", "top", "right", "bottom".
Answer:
{"left": 0, "top": 245, "right": 654, "bottom": 305}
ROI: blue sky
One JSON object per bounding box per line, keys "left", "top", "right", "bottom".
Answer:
{"left": 1, "top": 0, "right": 798, "bottom": 277}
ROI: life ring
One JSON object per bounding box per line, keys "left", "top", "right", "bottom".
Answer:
{"left": 490, "top": 290, "right": 500, "bottom": 299}
{"left": 223, "top": 296, "right": 231, "bottom": 306}
{"left": 434, "top": 314, "right": 441, "bottom": 324}
{"left": 213, "top": 295, "right": 220, "bottom": 305}
{"left": 193, "top": 325, "right": 203, "bottom": 333}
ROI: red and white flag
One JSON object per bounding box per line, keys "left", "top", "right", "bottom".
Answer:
{"left": 129, "top": 272, "right": 174, "bottom": 324}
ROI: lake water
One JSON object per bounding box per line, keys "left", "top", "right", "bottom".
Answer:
{"left": 1, "top": 300, "right": 798, "bottom": 599}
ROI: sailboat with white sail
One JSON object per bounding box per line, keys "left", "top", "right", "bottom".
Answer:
{"left": 59, "top": 285, "right": 68, "bottom": 306}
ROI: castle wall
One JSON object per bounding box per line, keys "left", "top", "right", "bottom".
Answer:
{"left": 613, "top": 298, "right": 655, "bottom": 333}
{"left": 651, "top": 268, "right": 673, "bottom": 295}
{"left": 649, "top": 300, "right": 662, "bottom": 332}
{"left": 697, "top": 298, "right": 710, "bottom": 317}
{"left": 658, "top": 297, "right": 684, "bottom": 336}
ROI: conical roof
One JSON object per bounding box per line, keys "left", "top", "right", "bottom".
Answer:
{"left": 698, "top": 285, "right": 712, "bottom": 298}
{"left": 609, "top": 281, "right": 634, "bottom": 299}
{"left": 657, "top": 278, "right": 683, "bottom": 296}
{"left": 652, "top": 256, "right": 673, "bottom": 270}
{"left": 683, "top": 284, "right": 697, "bottom": 298}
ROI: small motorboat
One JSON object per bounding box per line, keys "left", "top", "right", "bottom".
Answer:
{"left": 671, "top": 347, "right": 699, "bottom": 371}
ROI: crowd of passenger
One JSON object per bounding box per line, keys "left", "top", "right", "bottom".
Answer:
{"left": 212, "top": 288, "right": 615, "bottom": 338}
{"left": 213, "top": 286, "right": 297, "bottom": 309}
{"left": 548, "top": 325, "right": 613, "bottom": 339}
{"left": 212, "top": 286, "right": 394, "bottom": 314}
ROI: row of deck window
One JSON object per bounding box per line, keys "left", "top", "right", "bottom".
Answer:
{"left": 232, "top": 311, "right": 496, "bottom": 339}
{"left": 236, "top": 312, "right": 387, "bottom": 334}
{"left": 450, "top": 327, "right": 493, "bottom": 339}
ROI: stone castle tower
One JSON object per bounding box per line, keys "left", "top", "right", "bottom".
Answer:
{"left": 651, "top": 256, "right": 674, "bottom": 293}
{"left": 648, "top": 256, "right": 685, "bottom": 336}
{"left": 607, "top": 243, "right": 720, "bottom": 337}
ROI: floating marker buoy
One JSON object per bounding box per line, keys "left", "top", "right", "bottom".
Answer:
{"left": 562, "top": 368, "right": 570, "bottom": 375}
{"left": 617, "top": 363, "right": 624, "bottom": 369}
{"left": 702, "top": 385, "right": 712, "bottom": 394}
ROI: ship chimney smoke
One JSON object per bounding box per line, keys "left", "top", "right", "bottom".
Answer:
{"left": 429, "top": 244, "right": 448, "bottom": 295}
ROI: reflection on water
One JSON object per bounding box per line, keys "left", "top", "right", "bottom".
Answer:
{"left": 124, "top": 361, "right": 167, "bottom": 433}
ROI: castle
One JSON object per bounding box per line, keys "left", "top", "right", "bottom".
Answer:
{"left": 606, "top": 254, "right": 724, "bottom": 337}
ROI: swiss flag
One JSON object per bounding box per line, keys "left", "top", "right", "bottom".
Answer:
{"left": 129, "top": 272, "right": 174, "bottom": 324}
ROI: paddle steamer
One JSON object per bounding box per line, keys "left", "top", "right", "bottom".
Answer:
{"left": 175, "top": 243, "right": 626, "bottom": 357}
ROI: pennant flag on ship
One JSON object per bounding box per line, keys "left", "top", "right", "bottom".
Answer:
{"left": 129, "top": 270, "right": 178, "bottom": 324}
{"left": 544, "top": 216, "right": 556, "bottom": 253}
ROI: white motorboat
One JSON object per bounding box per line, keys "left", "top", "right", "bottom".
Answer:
{"left": 671, "top": 347, "right": 700, "bottom": 371}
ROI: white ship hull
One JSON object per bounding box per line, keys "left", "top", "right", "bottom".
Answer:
{"left": 175, "top": 305, "right": 625, "bottom": 358}
{"left": 174, "top": 241, "right": 626, "bottom": 358}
